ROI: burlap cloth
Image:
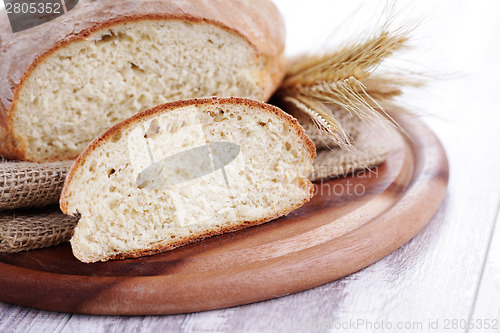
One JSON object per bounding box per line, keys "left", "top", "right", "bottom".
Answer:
{"left": 0, "top": 206, "right": 78, "bottom": 253}
{"left": 309, "top": 142, "right": 387, "bottom": 182}
{"left": 0, "top": 156, "right": 73, "bottom": 210}
{"left": 0, "top": 141, "right": 386, "bottom": 253}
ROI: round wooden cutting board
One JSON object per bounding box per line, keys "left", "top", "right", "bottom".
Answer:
{"left": 0, "top": 116, "right": 448, "bottom": 315}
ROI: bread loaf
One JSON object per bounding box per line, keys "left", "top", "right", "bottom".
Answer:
{"left": 60, "top": 97, "right": 315, "bottom": 263}
{"left": 0, "top": 0, "right": 285, "bottom": 162}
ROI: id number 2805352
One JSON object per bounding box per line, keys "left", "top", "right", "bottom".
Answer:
{"left": 443, "top": 319, "right": 498, "bottom": 330}
{"left": 5, "top": 1, "right": 62, "bottom": 15}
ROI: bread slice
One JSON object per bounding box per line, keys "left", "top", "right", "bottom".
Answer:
{"left": 0, "top": 0, "right": 285, "bottom": 162}
{"left": 60, "top": 97, "right": 315, "bottom": 263}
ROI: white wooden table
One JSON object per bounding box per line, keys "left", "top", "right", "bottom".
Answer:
{"left": 1, "top": 1, "right": 499, "bottom": 332}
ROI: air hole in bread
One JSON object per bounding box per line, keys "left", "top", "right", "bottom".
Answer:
{"left": 111, "top": 132, "right": 122, "bottom": 143}
{"left": 130, "top": 62, "right": 144, "bottom": 74}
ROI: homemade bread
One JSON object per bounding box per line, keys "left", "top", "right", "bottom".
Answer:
{"left": 0, "top": 0, "right": 285, "bottom": 162}
{"left": 60, "top": 97, "right": 315, "bottom": 263}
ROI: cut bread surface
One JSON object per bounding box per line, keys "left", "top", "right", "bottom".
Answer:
{"left": 60, "top": 98, "right": 315, "bottom": 263}
{"left": 0, "top": 0, "right": 286, "bottom": 162}
{"left": 13, "top": 20, "right": 272, "bottom": 161}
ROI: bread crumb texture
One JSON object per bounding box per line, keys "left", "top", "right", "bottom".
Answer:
{"left": 62, "top": 98, "right": 315, "bottom": 263}
{"left": 14, "top": 20, "right": 267, "bottom": 161}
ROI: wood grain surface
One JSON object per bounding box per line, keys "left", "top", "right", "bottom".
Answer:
{"left": 0, "top": 115, "right": 448, "bottom": 315}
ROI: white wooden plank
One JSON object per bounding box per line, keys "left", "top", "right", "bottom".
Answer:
{"left": 468, "top": 202, "right": 500, "bottom": 333}
{"left": 59, "top": 314, "right": 186, "bottom": 333}
{"left": 0, "top": 302, "right": 70, "bottom": 333}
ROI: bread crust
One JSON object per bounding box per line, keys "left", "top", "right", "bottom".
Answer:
{"left": 59, "top": 97, "right": 316, "bottom": 262}
{"left": 0, "top": 0, "right": 286, "bottom": 161}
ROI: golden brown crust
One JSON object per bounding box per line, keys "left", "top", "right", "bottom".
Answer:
{"left": 0, "top": 0, "right": 286, "bottom": 161}
{"left": 60, "top": 97, "right": 316, "bottom": 215}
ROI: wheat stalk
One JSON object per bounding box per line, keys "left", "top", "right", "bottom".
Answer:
{"left": 276, "top": 28, "right": 420, "bottom": 150}
{"left": 283, "top": 95, "right": 353, "bottom": 150}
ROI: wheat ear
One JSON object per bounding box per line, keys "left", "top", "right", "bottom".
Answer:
{"left": 283, "top": 95, "right": 353, "bottom": 150}
{"left": 276, "top": 29, "right": 418, "bottom": 149}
